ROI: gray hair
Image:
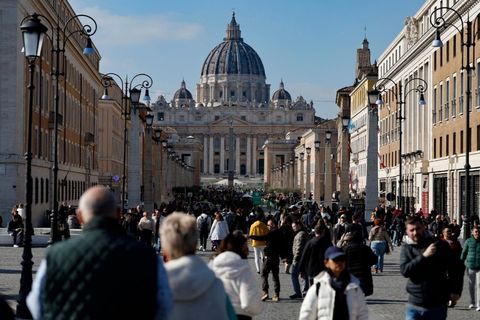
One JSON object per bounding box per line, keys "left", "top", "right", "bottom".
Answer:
{"left": 160, "top": 213, "right": 198, "bottom": 260}
{"left": 79, "top": 186, "right": 116, "bottom": 217}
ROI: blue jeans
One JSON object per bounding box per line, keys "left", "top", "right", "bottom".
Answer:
{"left": 405, "top": 305, "right": 447, "bottom": 320}
{"left": 370, "top": 240, "right": 386, "bottom": 271}
{"left": 291, "top": 262, "right": 308, "bottom": 295}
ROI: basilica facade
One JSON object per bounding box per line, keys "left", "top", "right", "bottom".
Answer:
{"left": 151, "top": 14, "right": 317, "bottom": 185}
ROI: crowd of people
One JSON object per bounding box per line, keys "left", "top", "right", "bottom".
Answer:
{"left": 2, "top": 185, "right": 480, "bottom": 319}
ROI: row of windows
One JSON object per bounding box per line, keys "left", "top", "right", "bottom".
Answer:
{"left": 432, "top": 125, "right": 480, "bottom": 159}
{"left": 157, "top": 112, "right": 305, "bottom": 122}
{"left": 433, "top": 70, "right": 469, "bottom": 124}
{"left": 32, "top": 178, "right": 88, "bottom": 205}
{"left": 381, "top": 151, "right": 399, "bottom": 168}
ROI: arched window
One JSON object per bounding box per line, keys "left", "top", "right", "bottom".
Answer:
{"left": 296, "top": 113, "right": 304, "bottom": 122}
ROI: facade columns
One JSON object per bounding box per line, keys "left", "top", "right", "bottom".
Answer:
{"left": 325, "top": 144, "right": 333, "bottom": 208}
{"left": 220, "top": 136, "right": 225, "bottom": 174}
{"left": 236, "top": 136, "right": 240, "bottom": 174}
{"left": 299, "top": 155, "right": 305, "bottom": 196}
{"left": 209, "top": 136, "right": 214, "bottom": 174}
{"left": 203, "top": 135, "right": 208, "bottom": 174}
{"left": 246, "top": 136, "right": 251, "bottom": 175}
{"left": 252, "top": 137, "right": 257, "bottom": 176}
{"left": 306, "top": 153, "right": 311, "bottom": 198}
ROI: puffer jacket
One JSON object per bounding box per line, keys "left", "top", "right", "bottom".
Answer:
{"left": 211, "top": 251, "right": 262, "bottom": 318}
{"left": 299, "top": 271, "right": 368, "bottom": 320}
{"left": 461, "top": 236, "right": 480, "bottom": 270}
{"left": 248, "top": 220, "right": 269, "bottom": 247}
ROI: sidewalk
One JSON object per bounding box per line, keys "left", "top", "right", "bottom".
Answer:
{"left": 0, "top": 228, "right": 81, "bottom": 247}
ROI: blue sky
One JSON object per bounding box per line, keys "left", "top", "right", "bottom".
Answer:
{"left": 70, "top": 0, "right": 425, "bottom": 119}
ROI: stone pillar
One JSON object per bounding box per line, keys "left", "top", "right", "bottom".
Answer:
{"left": 325, "top": 144, "right": 333, "bottom": 208}
{"left": 299, "top": 155, "right": 305, "bottom": 196}
{"left": 252, "top": 137, "right": 257, "bottom": 176}
{"left": 203, "top": 135, "right": 208, "bottom": 174}
{"left": 128, "top": 108, "right": 141, "bottom": 208}
{"left": 236, "top": 136, "right": 240, "bottom": 174}
{"left": 220, "top": 135, "right": 225, "bottom": 174}
{"left": 143, "top": 130, "right": 154, "bottom": 213}
{"left": 306, "top": 154, "right": 311, "bottom": 198}
{"left": 209, "top": 136, "right": 214, "bottom": 174}
{"left": 246, "top": 136, "right": 251, "bottom": 176}
{"left": 365, "top": 108, "right": 379, "bottom": 216}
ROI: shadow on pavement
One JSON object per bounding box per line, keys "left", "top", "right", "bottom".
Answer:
{"left": 367, "top": 298, "right": 407, "bottom": 305}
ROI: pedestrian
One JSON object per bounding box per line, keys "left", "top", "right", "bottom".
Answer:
{"left": 196, "top": 211, "right": 211, "bottom": 251}
{"left": 429, "top": 214, "right": 445, "bottom": 239}
{"left": 153, "top": 209, "right": 165, "bottom": 253}
{"left": 211, "top": 231, "right": 263, "bottom": 320}
{"left": 298, "top": 246, "right": 369, "bottom": 320}
{"left": 7, "top": 208, "right": 23, "bottom": 247}
{"left": 333, "top": 214, "right": 349, "bottom": 244}
{"left": 461, "top": 225, "right": 480, "bottom": 311}
{"left": 138, "top": 211, "right": 155, "bottom": 245}
{"left": 400, "top": 216, "right": 464, "bottom": 319}
{"left": 209, "top": 212, "right": 230, "bottom": 251}
{"left": 248, "top": 212, "right": 269, "bottom": 274}
{"left": 249, "top": 216, "right": 285, "bottom": 302}
{"left": 289, "top": 220, "right": 309, "bottom": 299}
{"left": 343, "top": 230, "right": 377, "bottom": 296}
{"left": 368, "top": 218, "right": 393, "bottom": 273}
{"left": 27, "top": 186, "right": 172, "bottom": 320}
{"left": 160, "top": 213, "right": 236, "bottom": 320}
{"left": 279, "top": 214, "right": 295, "bottom": 274}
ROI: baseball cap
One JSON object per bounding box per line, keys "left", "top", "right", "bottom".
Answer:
{"left": 324, "top": 246, "right": 346, "bottom": 260}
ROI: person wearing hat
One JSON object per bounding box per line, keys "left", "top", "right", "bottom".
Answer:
{"left": 299, "top": 246, "right": 368, "bottom": 320}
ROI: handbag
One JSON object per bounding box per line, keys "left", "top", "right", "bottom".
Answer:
{"left": 385, "top": 243, "right": 390, "bottom": 254}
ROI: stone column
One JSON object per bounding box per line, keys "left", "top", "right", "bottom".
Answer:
{"left": 128, "top": 108, "right": 141, "bottom": 208}
{"left": 299, "top": 155, "right": 305, "bottom": 196}
{"left": 143, "top": 130, "right": 154, "bottom": 213}
{"left": 236, "top": 136, "right": 240, "bottom": 174}
{"left": 246, "top": 136, "right": 251, "bottom": 176}
{"left": 325, "top": 144, "right": 333, "bottom": 208}
{"left": 220, "top": 135, "right": 225, "bottom": 174}
{"left": 252, "top": 137, "right": 257, "bottom": 176}
{"left": 306, "top": 154, "right": 311, "bottom": 198}
{"left": 209, "top": 136, "right": 214, "bottom": 174}
{"left": 203, "top": 135, "right": 208, "bottom": 174}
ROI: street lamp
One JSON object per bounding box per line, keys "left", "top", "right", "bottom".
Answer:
{"left": 325, "top": 131, "right": 332, "bottom": 143}
{"left": 430, "top": 6, "right": 474, "bottom": 238}
{"left": 32, "top": 11, "right": 98, "bottom": 245}
{"left": 342, "top": 116, "right": 350, "bottom": 131}
{"left": 18, "top": 13, "right": 47, "bottom": 319}
{"left": 372, "top": 77, "right": 427, "bottom": 213}
{"left": 101, "top": 73, "right": 153, "bottom": 213}
{"left": 314, "top": 140, "right": 321, "bottom": 150}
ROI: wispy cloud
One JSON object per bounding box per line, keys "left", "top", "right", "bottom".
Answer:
{"left": 69, "top": 1, "right": 204, "bottom": 46}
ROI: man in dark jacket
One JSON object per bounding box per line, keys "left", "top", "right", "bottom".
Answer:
{"left": 290, "top": 220, "right": 309, "bottom": 299}
{"left": 27, "top": 186, "right": 172, "bottom": 320}
{"left": 298, "top": 222, "right": 332, "bottom": 288}
{"left": 400, "top": 216, "right": 463, "bottom": 320}
{"left": 249, "top": 216, "right": 285, "bottom": 302}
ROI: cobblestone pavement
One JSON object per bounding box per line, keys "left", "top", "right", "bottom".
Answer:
{"left": 0, "top": 244, "right": 477, "bottom": 319}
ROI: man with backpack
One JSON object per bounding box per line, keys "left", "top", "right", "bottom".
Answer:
{"left": 196, "top": 212, "right": 211, "bottom": 251}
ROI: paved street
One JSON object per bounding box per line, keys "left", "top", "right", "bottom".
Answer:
{"left": 0, "top": 244, "right": 477, "bottom": 319}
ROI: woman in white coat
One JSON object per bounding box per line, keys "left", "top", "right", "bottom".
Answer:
{"left": 211, "top": 231, "right": 262, "bottom": 320}
{"left": 299, "top": 246, "right": 368, "bottom": 320}
{"left": 209, "top": 212, "right": 230, "bottom": 251}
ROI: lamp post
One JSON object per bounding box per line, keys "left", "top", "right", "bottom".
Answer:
{"left": 17, "top": 13, "right": 47, "bottom": 319}
{"left": 299, "top": 152, "right": 305, "bottom": 197}
{"left": 33, "top": 11, "right": 97, "bottom": 244}
{"left": 305, "top": 147, "right": 312, "bottom": 199}
{"left": 430, "top": 5, "right": 473, "bottom": 238}
{"left": 101, "top": 73, "right": 152, "bottom": 212}
{"left": 371, "top": 77, "right": 427, "bottom": 213}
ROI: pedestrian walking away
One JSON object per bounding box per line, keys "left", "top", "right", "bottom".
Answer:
{"left": 248, "top": 212, "right": 269, "bottom": 273}
{"left": 461, "top": 225, "right": 480, "bottom": 311}
{"left": 27, "top": 186, "right": 172, "bottom": 320}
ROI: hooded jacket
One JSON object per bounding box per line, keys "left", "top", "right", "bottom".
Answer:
{"left": 211, "top": 251, "right": 262, "bottom": 317}
{"left": 165, "top": 255, "right": 231, "bottom": 320}
{"left": 299, "top": 271, "right": 368, "bottom": 320}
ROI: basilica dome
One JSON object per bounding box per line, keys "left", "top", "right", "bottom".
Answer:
{"left": 200, "top": 13, "right": 265, "bottom": 77}
{"left": 173, "top": 80, "right": 193, "bottom": 100}
{"left": 272, "top": 81, "right": 291, "bottom": 101}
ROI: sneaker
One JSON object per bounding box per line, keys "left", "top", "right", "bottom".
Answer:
{"left": 261, "top": 292, "right": 269, "bottom": 301}
{"left": 272, "top": 295, "right": 279, "bottom": 302}
{"left": 199, "top": 245, "right": 203, "bottom": 251}
{"left": 289, "top": 293, "right": 302, "bottom": 299}
{"left": 13, "top": 244, "right": 19, "bottom": 248}
{"left": 476, "top": 307, "right": 480, "bottom": 312}
{"left": 469, "top": 304, "right": 475, "bottom": 309}
{"left": 202, "top": 247, "right": 206, "bottom": 252}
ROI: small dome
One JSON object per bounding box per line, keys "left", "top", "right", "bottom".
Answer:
{"left": 272, "top": 80, "right": 291, "bottom": 101}
{"left": 173, "top": 80, "right": 193, "bottom": 100}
